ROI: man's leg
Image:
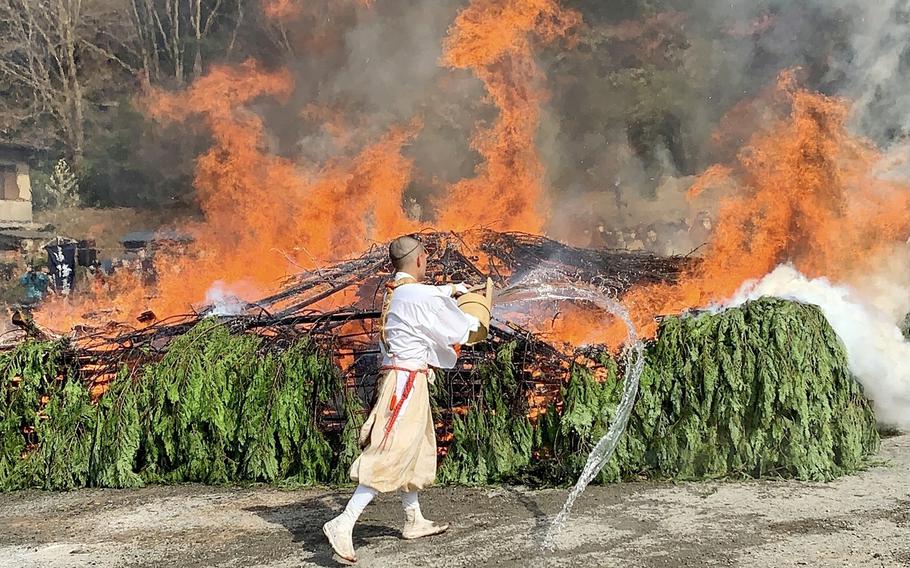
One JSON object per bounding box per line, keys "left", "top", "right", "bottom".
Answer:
{"left": 400, "top": 491, "right": 449, "bottom": 539}
{"left": 324, "top": 484, "right": 378, "bottom": 562}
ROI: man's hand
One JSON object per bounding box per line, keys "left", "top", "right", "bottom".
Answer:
{"left": 450, "top": 282, "right": 488, "bottom": 296}
{"left": 452, "top": 283, "right": 470, "bottom": 296}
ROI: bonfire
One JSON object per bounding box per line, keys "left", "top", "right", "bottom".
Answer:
{"left": 1, "top": 0, "right": 907, "bottom": 497}
{"left": 0, "top": 228, "right": 880, "bottom": 491}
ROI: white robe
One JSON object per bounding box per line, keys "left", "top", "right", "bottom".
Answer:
{"left": 380, "top": 272, "right": 479, "bottom": 369}
{"left": 350, "top": 272, "right": 479, "bottom": 492}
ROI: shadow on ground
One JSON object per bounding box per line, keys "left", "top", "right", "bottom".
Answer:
{"left": 246, "top": 493, "right": 399, "bottom": 567}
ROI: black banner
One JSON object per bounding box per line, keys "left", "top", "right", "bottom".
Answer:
{"left": 45, "top": 242, "right": 77, "bottom": 294}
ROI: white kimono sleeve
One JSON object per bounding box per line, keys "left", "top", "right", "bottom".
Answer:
{"left": 420, "top": 296, "right": 480, "bottom": 368}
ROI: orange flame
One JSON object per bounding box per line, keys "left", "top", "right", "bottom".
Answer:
{"left": 35, "top": 60, "right": 418, "bottom": 331}
{"left": 436, "top": 0, "right": 580, "bottom": 232}
{"left": 601, "top": 71, "right": 910, "bottom": 346}
{"left": 529, "top": 301, "right": 608, "bottom": 347}
{"left": 148, "top": 61, "right": 417, "bottom": 312}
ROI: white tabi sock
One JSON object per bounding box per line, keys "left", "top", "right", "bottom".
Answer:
{"left": 400, "top": 491, "right": 448, "bottom": 539}
{"left": 401, "top": 490, "right": 420, "bottom": 514}
{"left": 342, "top": 484, "right": 378, "bottom": 521}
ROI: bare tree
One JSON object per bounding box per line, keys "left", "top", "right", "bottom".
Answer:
{"left": 128, "top": 0, "right": 229, "bottom": 85}
{"left": 190, "top": 0, "right": 223, "bottom": 77}
{"left": 0, "top": 0, "right": 89, "bottom": 168}
{"left": 129, "top": 0, "right": 161, "bottom": 86}
{"left": 0, "top": 0, "right": 143, "bottom": 169}
{"left": 0, "top": 0, "right": 266, "bottom": 176}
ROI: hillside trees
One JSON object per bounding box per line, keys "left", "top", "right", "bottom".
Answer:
{"left": 0, "top": 0, "right": 124, "bottom": 170}
{"left": 0, "top": 0, "right": 266, "bottom": 206}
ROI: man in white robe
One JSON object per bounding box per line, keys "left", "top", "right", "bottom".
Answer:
{"left": 323, "top": 235, "right": 480, "bottom": 563}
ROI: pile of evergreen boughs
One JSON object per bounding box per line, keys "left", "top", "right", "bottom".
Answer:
{"left": 0, "top": 299, "right": 880, "bottom": 491}
{"left": 435, "top": 341, "right": 535, "bottom": 484}
{"left": 437, "top": 298, "right": 879, "bottom": 485}
{"left": 0, "top": 319, "right": 362, "bottom": 490}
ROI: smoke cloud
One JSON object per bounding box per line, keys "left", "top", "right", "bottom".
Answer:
{"left": 830, "top": 0, "right": 910, "bottom": 146}
{"left": 728, "top": 264, "right": 910, "bottom": 429}
{"left": 204, "top": 281, "right": 248, "bottom": 316}
{"left": 192, "top": 0, "right": 910, "bottom": 252}
{"left": 270, "top": 0, "right": 485, "bottom": 208}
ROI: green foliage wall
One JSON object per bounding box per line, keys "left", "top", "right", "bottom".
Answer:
{"left": 437, "top": 298, "right": 880, "bottom": 485}
{"left": 436, "top": 342, "right": 535, "bottom": 485}
{"left": 0, "top": 319, "right": 361, "bottom": 491}
{"left": 0, "top": 299, "right": 881, "bottom": 491}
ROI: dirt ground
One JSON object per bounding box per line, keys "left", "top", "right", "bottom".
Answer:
{"left": 1, "top": 433, "right": 907, "bottom": 568}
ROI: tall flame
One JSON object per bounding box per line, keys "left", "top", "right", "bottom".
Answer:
{"left": 436, "top": 0, "right": 580, "bottom": 233}
{"left": 148, "top": 60, "right": 418, "bottom": 310}
{"left": 36, "top": 60, "right": 418, "bottom": 329}
{"left": 602, "top": 71, "right": 910, "bottom": 346}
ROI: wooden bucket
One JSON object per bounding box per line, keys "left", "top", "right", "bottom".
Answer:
{"left": 457, "top": 277, "right": 494, "bottom": 345}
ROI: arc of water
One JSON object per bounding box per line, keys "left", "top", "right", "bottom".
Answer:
{"left": 493, "top": 277, "right": 644, "bottom": 550}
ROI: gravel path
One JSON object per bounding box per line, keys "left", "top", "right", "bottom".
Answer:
{"left": 1, "top": 433, "right": 907, "bottom": 568}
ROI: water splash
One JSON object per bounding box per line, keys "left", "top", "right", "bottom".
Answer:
{"left": 494, "top": 268, "right": 645, "bottom": 550}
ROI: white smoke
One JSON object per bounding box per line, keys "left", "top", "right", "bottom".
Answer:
{"left": 831, "top": 0, "right": 910, "bottom": 145}
{"left": 726, "top": 264, "right": 910, "bottom": 430}
{"left": 204, "top": 281, "right": 247, "bottom": 316}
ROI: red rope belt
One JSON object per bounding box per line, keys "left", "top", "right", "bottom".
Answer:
{"left": 379, "top": 365, "right": 427, "bottom": 449}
